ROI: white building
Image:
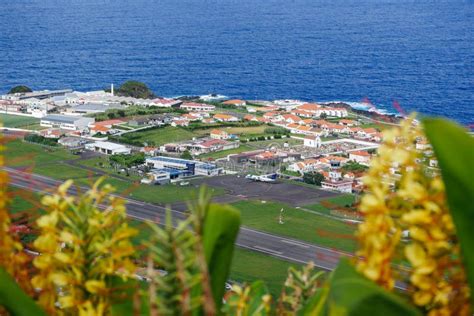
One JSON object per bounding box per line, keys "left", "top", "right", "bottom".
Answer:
{"left": 40, "top": 115, "right": 94, "bottom": 131}
{"left": 321, "top": 161, "right": 353, "bottom": 193}
{"left": 85, "top": 141, "right": 131, "bottom": 155}
{"left": 349, "top": 150, "right": 371, "bottom": 165}
{"left": 180, "top": 102, "right": 215, "bottom": 112}
{"left": 304, "top": 135, "right": 321, "bottom": 148}
{"left": 145, "top": 156, "right": 222, "bottom": 176}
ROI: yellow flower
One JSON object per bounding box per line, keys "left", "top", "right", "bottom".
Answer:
{"left": 355, "top": 116, "right": 471, "bottom": 315}
{"left": 85, "top": 280, "right": 106, "bottom": 294}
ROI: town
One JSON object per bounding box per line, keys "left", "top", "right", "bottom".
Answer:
{"left": 1, "top": 83, "right": 420, "bottom": 191}
{"left": 0, "top": 82, "right": 445, "bottom": 297}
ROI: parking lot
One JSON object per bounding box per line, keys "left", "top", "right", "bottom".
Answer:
{"left": 194, "top": 175, "right": 340, "bottom": 206}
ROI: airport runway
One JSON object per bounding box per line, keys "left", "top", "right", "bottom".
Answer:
{"left": 5, "top": 168, "right": 351, "bottom": 271}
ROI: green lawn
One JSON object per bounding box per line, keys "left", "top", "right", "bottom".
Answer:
{"left": 0, "top": 113, "right": 39, "bottom": 128}
{"left": 4, "top": 139, "right": 76, "bottom": 167}
{"left": 198, "top": 144, "right": 254, "bottom": 160}
{"left": 303, "top": 195, "right": 356, "bottom": 215}
{"left": 34, "top": 163, "right": 93, "bottom": 180}
{"left": 231, "top": 200, "right": 357, "bottom": 252}
{"left": 230, "top": 248, "right": 305, "bottom": 298}
{"left": 193, "top": 125, "right": 269, "bottom": 137}
{"left": 119, "top": 126, "right": 195, "bottom": 146}
{"left": 8, "top": 187, "right": 42, "bottom": 215}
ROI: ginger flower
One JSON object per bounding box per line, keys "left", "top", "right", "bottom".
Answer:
{"left": 355, "top": 116, "right": 470, "bottom": 315}
{"left": 33, "top": 178, "right": 138, "bottom": 315}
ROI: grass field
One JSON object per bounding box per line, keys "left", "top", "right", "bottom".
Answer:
{"left": 231, "top": 200, "right": 357, "bottom": 252}
{"left": 0, "top": 113, "right": 39, "bottom": 128}
{"left": 303, "top": 194, "right": 356, "bottom": 214}
{"left": 4, "top": 139, "right": 76, "bottom": 167}
{"left": 193, "top": 125, "right": 269, "bottom": 137}
{"left": 229, "top": 248, "right": 306, "bottom": 297}
{"left": 34, "top": 163, "right": 93, "bottom": 180}
{"left": 198, "top": 144, "right": 254, "bottom": 160}
{"left": 120, "top": 126, "right": 195, "bottom": 145}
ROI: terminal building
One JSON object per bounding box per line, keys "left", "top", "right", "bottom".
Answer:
{"left": 321, "top": 160, "right": 353, "bottom": 193}
{"left": 145, "top": 156, "right": 222, "bottom": 180}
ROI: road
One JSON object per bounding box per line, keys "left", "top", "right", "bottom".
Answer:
{"left": 5, "top": 168, "right": 350, "bottom": 271}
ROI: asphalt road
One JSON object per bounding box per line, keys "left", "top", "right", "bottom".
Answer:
{"left": 193, "top": 175, "right": 340, "bottom": 206}
{"left": 5, "top": 168, "right": 350, "bottom": 271}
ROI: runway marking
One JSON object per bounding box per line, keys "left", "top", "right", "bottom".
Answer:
{"left": 253, "top": 245, "right": 282, "bottom": 255}
{"left": 281, "top": 239, "right": 310, "bottom": 248}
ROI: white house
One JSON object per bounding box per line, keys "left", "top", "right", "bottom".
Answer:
{"left": 349, "top": 150, "right": 371, "bottom": 165}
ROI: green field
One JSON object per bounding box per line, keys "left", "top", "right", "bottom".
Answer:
{"left": 118, "top": 126, "right": 195, "bottom": 146}
{"left": 230, "top": 248, "right": 306, "bottom": 297}
{"left": 4, "top": 139, "right": 75, "bottom": 167}
{"left": 198, "top": 144, "right": 254, "bottom": 160}
{"left": 231, "top": 200, "right": 357, "bottom": 252}
{"left": 0, "top": 113, "right": 39, "bottom": 128}
{"left": 303, "top": 194, "right": 356, "bottom": 215}
{"left": 193, "top": 125, "right": 269, "bottom": 137}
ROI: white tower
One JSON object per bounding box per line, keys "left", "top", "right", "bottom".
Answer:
{"left": 110, "top": 84, "right": 114, "bottom": 96}
{"left": 329, "top": 160, "right": 342, "bottom": 181}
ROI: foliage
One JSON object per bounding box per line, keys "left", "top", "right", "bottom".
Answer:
{"left": 32, "top": 179, "right": 138, "bottom": 314}
{"left": 8, "top": 85, "right": 32, "bottom": 94}
{"left": 180, "top": 150, "right": 193, "bottom": 160}
{"left": 320, "top": 259, "right": 422, "bottom": 316}
{"left": 224, "top": 281, "right": 272, "bottom": 316}
{"left": 109, "top": 152, "right": 145, "bottom": 168}
{"left": 302, "top": 172, "right": 325, "bottom": 186}
{"left": 116, "top": 80, "right": 154, "bottom": 99}
{"left": 355, "top": 116, "right": 470, "bottom": 314}
{"left": 423, "top": 119, "right": 474, "bottom": 306}
{"left": 24, "top": 134, "right": 58, "bottom": 147}
{"left": 277, "top": 262, "right": 325, "bottom": 314}
{"left": 0, "top": 268, "right": 46, "bottom": 316}
{"left": 264, "top": 127, "right": 288, "bottom": 135}
{"left": 341, "top": 161, "right": 368, "bottom": 173}
{"left": 89, "top": 105, "right": 175, "bottom": 122}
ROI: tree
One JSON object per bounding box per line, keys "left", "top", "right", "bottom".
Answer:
{"left": 180, "top": 150, "right": 193, "bottom": 160}
{"left": 116, "top": 81, "right": 154, "bottom": 99}
{"left": 8, "top": 85, "right": 32, "bottom": 94}
{"left": 320, "top": 112, "right": 328, "bottom": 119}
{"left": 303, "top": 172, "right": 325, "bottom": 186}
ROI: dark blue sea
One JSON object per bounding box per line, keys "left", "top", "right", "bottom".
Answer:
{"left": 0, "top": 0, "right": 473, "bottom": 124}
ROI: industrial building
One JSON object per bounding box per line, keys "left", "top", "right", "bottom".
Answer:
{"left": 40, "top": 114, "right": 94, "bottom": 131}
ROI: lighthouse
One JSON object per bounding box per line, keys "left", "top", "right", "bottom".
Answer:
{"left": 110, "top": 83, "right": 114, "bottom": 96}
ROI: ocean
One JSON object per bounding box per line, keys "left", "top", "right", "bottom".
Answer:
{"left": 0, "top": 0, "right": 472, "bottom": 124}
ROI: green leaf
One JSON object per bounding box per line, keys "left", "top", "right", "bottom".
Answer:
{"left": 0, "top": 268, "right": 47, "bottom": 316}
{"left": 300, "top": 284, "right": 330, "bottom": 316}
{"left": 110, "top": 276, "right": 148, "bottom": 316}
{"left": 325, "top": 259, "right": 421, "bottom": 316}
{"left": 245, "top": 281, "right": 271, "bottom": 316}
{"left": 202, "top": 203, "right": 241, "bottom": 311}
{"left": 423, "top": 118, "right": 474, "bottom": 305}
